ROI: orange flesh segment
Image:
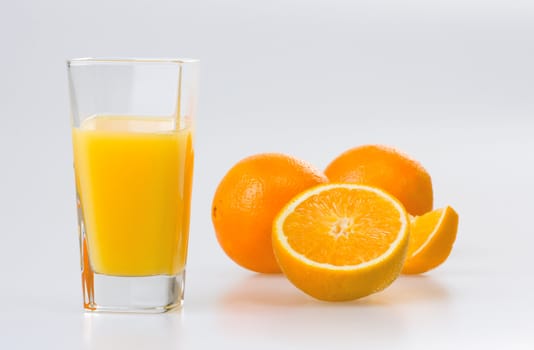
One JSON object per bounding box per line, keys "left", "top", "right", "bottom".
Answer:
{"left": 282, "top": 187, "right": 404, "bottom": 266}
{"left": 407, "top": 208, "right": 444, "bottom": 257}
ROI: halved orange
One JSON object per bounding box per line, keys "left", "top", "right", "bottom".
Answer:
{"left": 272, "top": 183, "right": 410, "bottom": 301}
{"left": 402, "top": 206, "right": 459, "bottom": 275}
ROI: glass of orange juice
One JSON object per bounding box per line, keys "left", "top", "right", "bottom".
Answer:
{"left": 67, "top": 58, "right": 199, "bottom": 313}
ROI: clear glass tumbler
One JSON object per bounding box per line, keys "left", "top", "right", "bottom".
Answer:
{"left": 67, "top": 58, "right": 199, "bottom": 313}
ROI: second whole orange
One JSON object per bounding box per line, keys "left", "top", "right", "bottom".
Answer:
{"left": 325, "top": 145, "right": 433, "bottom": 216}
{"left": 212, "top": 153, "right": 328, "bottom": 273}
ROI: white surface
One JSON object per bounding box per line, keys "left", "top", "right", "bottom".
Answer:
{"left": 1, "top": 0, "right": 534, "bottom": 348}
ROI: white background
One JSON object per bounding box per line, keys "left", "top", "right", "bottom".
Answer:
{"left": 1, "top": 0, "right": 534, "bottom": 348}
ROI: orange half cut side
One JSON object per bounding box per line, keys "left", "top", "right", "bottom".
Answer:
{"left": 273, "top": 183, "right": 410, "bottom": 301}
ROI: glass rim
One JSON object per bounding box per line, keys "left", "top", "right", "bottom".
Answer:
{"left": 67, "top": 57, "right": 199, "bottom": 66}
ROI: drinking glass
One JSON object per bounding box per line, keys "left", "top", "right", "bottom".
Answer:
{"left": 67, "top": 58, "right": 199, "bottom": 313}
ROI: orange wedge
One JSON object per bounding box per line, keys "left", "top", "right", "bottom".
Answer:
{"left": 272, "top": 184, "right": 410, "bottom": 301}
{"left": 402, "top": 206, "right": 459, "bottom": 275}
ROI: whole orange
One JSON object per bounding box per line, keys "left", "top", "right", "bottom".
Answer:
{"left": 325, "top": 145, "right": 433, "bottom": 216}
{"left": 212, "top": 153, "right": 328, "bottom": 273}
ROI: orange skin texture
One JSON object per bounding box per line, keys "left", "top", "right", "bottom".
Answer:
{"left": 325, "top": 145, "right": 433, "bottom": 216}
{"left": 212, "top": 153, "right": 328, "bottom": 273}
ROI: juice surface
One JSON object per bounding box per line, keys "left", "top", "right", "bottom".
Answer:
{"left": 73, "top": 115, "right": 194, "bottom": 276}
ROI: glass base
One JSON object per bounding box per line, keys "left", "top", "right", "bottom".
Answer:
{"left": 83, "top": 271, "right": 185, "bottom": 313}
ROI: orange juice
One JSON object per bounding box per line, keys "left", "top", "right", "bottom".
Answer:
{"left": 72, "top": 115, "right": 194, "bottom": 277}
